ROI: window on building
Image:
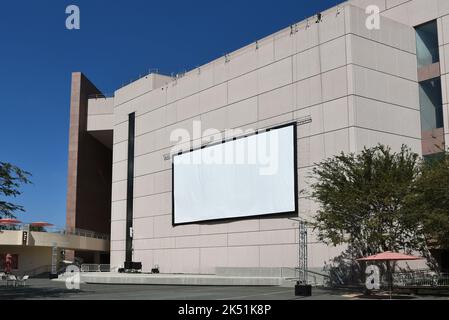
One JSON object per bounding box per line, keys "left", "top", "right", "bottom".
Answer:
{"left": 419, "top": 77, "right": 444, "bottom": 132}
{"left": 416, "top": 20, "right": 440, "bottom": 68}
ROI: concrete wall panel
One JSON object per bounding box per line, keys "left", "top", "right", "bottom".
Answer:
{"left": 107, "top": 2, "right": 426, "bottom": 274}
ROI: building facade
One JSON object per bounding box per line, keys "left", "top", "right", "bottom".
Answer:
{"left": 0, "top": 227, "right": 109, "bottom": 275}
{"left": 67, "top": 0, "right": 449, "bottom": 274}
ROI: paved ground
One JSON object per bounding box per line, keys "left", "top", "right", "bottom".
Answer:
{"left": 0, "top": 279, "right": 448, "bottom": 300}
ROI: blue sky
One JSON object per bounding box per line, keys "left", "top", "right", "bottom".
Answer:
{"left": 0, "top": 0, "right": 344, "bottom": 227}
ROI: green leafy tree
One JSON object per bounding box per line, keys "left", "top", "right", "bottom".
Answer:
{"left": 310, "top": 145, "right": 424, "bottom": 257}
{"left": 30, "top": 225, "right": 46, "bottom": 232}
{"left": 0, "top": 162, "right": 32, "bottom": 219}
{"left": 405, "top": 152, "right": 449, "bottom": 250}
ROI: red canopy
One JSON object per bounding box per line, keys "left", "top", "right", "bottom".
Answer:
{"left": 30, "top": 222, "right": 54, "bottom": 227}
{"left": 357, "top": 251, "right": 423, "bottom": 262}
{"left": 0, "top": 219, "right": 22, "bottom": 225}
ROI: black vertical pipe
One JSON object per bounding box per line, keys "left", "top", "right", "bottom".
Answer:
{"left": 125, "top": 113, "right": 135, "bottom": 263}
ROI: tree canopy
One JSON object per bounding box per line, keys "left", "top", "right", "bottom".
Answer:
{"left": 404, "top": 153, "right": 449, "bottom": 249}
{"left": 0, "top": 162, "right": 32, "bottom": 219}
{"left": 310, "top": 145, "right": 424, "bottom": 256}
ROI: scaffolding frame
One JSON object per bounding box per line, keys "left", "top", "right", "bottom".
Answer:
{"left": 289, "top": 218, "right": 309, "bottom": 284}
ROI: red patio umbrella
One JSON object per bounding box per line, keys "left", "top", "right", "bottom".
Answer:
{"left": 0, "top": 219, "right": 22, "bottom": 225}
{"left": 357, "top": 251, "right": 424, "bottom": 299}
{"left": 357, "top": 251, "right": 423, "bottom": 262}
{"left": 30, "top": 222, "right": 54, "bottom": 227}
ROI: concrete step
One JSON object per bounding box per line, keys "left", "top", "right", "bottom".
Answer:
{"left": 79, "top": 273, "right": 283, "bottom": 286}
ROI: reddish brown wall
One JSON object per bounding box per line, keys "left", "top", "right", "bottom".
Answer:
{"left": 66, "top": 73, "right": 112, "bottom": 244}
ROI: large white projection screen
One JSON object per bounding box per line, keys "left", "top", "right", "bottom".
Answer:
{"left": 173, "top": 124, "right": 297, "bottom": 225}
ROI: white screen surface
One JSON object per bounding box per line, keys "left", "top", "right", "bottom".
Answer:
{"left": 173, "top": 124, "right": 297, "bottom": 225}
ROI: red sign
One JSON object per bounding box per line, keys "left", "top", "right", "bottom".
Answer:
{"left": 0, "top": 254, "right": 19, "bottom": 271}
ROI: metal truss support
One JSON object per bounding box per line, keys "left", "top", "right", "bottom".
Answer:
{"left": 298, "top": 221, "right": 308, "bottom": 284}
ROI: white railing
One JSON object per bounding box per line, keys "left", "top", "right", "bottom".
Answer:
{"left": 0, "top": 225, "right": 110, "bottom": 241}
{"left": 46, "top": 227, "right": 110, "bottom": 240}
{"left": 81, "top": 264, "right": 113, "bottom": 273}
{"left": 393, "top": 271, "right": 449, "bottom": 288}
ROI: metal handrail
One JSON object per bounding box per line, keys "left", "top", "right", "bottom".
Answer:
{"left": 393, "top": 270, "right": 449, "bottom": 287}
{"left": 47, "top": 227, "right": 110, "bottom": 240}
{"left": 118, "top": 68, "right": 171, "bottom": 89}
{"left": 2, "top": 225, "right": 110, "bottom": 241}
{"left": 281, "top": 267, "right": 330, "bottom": 279}
{"left": 280, "top": 267, "right": 330, "bottom": 286}
{"left": 19, "top": 265, "right": 52, "bottom": 277}
{"left": 81, "top": 264, "right": 112, "bottom": 273}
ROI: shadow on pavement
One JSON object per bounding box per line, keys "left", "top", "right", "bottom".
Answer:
{"left": 0, "top": 286, "right": 89, "bottom": 300}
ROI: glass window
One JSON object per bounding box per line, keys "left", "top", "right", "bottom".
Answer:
{"left": 416, "top": 21, "right": 440, "bottom": 68}
{"left": 419, "top": 77, "right": 444, "bottom": 132}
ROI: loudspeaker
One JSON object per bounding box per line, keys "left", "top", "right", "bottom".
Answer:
{"left": 133, "top": 262, "right": 142, "bottom": 270}
{"left": 295, "top": 284, "right": 312, "bottom": 297}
